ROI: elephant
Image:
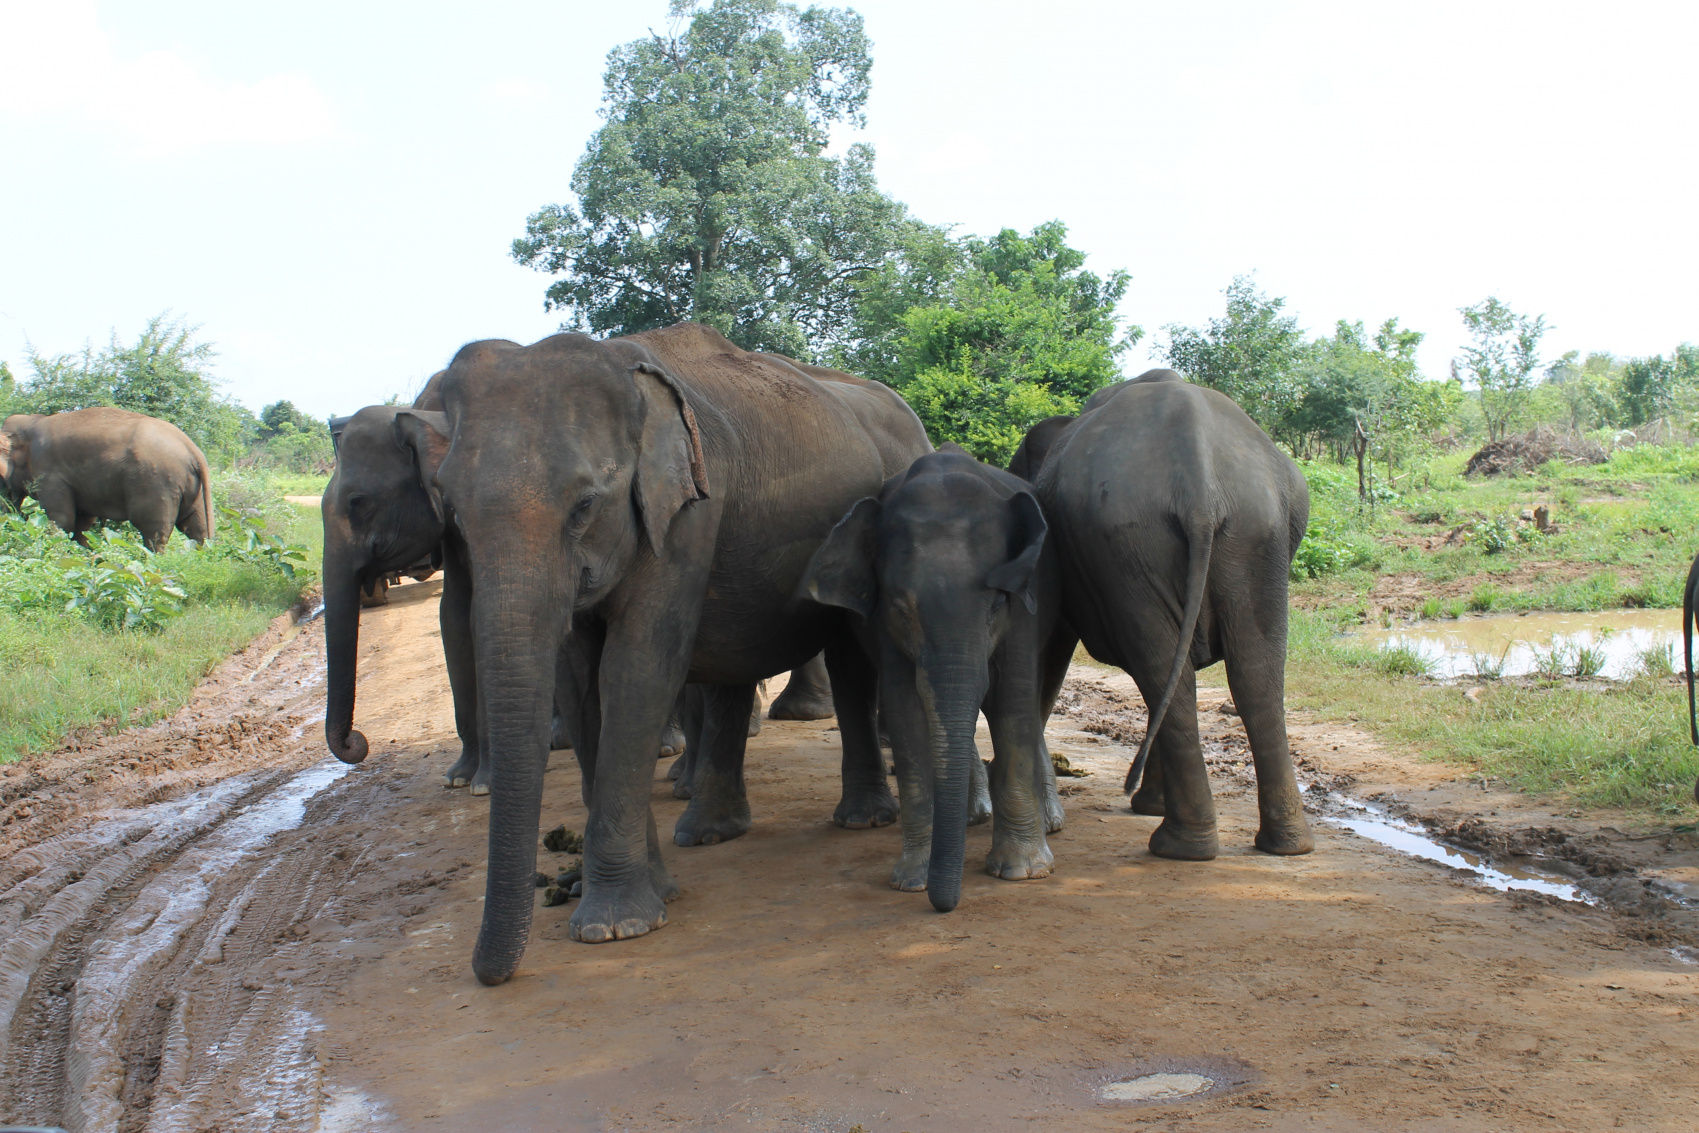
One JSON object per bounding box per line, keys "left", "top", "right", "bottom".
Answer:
{"left": 0, "top": 407, "right": 213, "bottom": 551}
{"left": 766, "top": 651, "right": 835, "bottom": 720}
{"left": 801, "top": 447, "right": 1075, "bottom": 911}
{"left": 401, "top": 322, "right": 929, "bottom": 984}
{"left": 1018, "top": 369, "right": 1314, "bottom": 861}
{"left": 1682, "top": 551, "right": 1699, "bottom": 803}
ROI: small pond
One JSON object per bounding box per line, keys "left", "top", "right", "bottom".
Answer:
{"left": 1359, "top": 608, "right": 1684, "bottom": 681}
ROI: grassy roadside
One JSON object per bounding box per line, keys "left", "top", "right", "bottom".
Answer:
{"left": 1283, "top": 446, "right": 1699, "bottom": 818}
{"left": 0, "top": 477, "right": 324, "bottom": 763}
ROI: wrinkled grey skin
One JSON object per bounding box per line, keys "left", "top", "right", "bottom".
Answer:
{"left": 766, "top": 651, "right": 834, "bottom": 720}
{"left": 408, "top": 323, "right": 929, "bottom": 984}
{"left": 1021, "top": 370, "right": 1314, "bottom": 861}
{"left": 803, "top": 449, "right": 1075, "bottom": 911}
{"left": 0, "top": 407, "right": 213, "bottom": 551}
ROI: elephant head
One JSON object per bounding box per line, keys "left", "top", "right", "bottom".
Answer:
{"left": 412, "top": 333, "right": 708, "bottom": 984}
{"left": 321, "top": 405, "right": 451, "bottom": 765}
{"left": 0, "top": 415, "right": 40, "bottom": 507}
{"left": 803, "top": 450, "right": 1048, "bottom": 911}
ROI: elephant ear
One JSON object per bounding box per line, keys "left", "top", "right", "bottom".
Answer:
{"left": 327, "top": 415, "right": 353, "bottom": 459}
{"left": 632, "top": 361, "right": 710, "bottom": 555}
{"left": 985, "top": 490, "right": 1047, "bottom": 614}
{"left": 392, "top": 410, "right": 452, "bottom": 525}
{"left": 798, "top": 496, "right": 880, "bottom": 618}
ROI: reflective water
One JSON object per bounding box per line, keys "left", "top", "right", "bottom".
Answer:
{"left": 1362, "top": 608, "right": 1683, "bottom": 680}
{"left": 1320, "top": 793, "right": 1595, "bottom": 905}
{"left": 1100, "top": 1073, "right": 1215, "bottom": 1102}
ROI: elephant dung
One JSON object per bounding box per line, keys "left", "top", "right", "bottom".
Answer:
{"left": 542, "top": 824, "right": 584, "bottom": 853}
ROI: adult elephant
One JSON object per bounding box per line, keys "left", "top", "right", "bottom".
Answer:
{"left": 401, "top": 323, "right": 928, "bottom": 984}
{"left": 0, "top": 407, "right": 213, "bottom": 551}
{"left": 1022, "top": 370, "right": 1314, "bottom": 861}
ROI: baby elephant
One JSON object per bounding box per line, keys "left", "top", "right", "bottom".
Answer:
{"left": 0, "top": 407, "right": 214, "bottom": 551}
{"left": 803, "top": 448, "right": 1073, "bottom": 912}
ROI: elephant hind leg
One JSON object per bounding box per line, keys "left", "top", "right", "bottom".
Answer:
{"left": 1223, "top": 625, "right": 1313, "bottom": 856}
{"left": 672, "top": 683, "right": 756, "bottom": 846}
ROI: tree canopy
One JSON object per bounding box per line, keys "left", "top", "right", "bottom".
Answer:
{"left": 1457, "top": 296, "right": 1547, "bottom": 443}
{"left": 1164, "top": 276, "right": 1310, "bottom": 441}
{"left": 840, "top": 220, "right": 1135, "bottom": 463}
{"left": 512, "top": 0, "right": 922, "bottom": 358}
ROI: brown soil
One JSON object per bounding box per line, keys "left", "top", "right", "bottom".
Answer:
{"left": 4, "top": 580, "right": 1699, "bottom": 1131}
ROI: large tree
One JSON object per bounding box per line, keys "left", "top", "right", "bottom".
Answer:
{"left": 1164, "top": 276, "right": 1310, "bottom": 444}
{"left": 512, "top": 0, "right": 921, "bottom": 358}
{"left": 1457, "top": 296, "right": 1546, "bottom": 443}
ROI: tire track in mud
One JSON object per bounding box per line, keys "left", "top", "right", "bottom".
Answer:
{"left": 0, "top": 599, "right": 399, "bottom": 1132}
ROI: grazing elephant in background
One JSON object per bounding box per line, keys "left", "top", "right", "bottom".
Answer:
{"left": 802, "top": 448, "right": 1074, "bottom": 911}
{"left": 1682, "top": 552, "right": 1699, "bottom": 803}
{"left": 0, "top": 407, "right": 213, "bottom": 551}
{"left": 766, "top": 651, "right": 835, "bottom": 720}
{"left": 1022, "top": 370, "right": 1314, "bottom": 861}
{"left": 403, "top": 322, "right": 928, "bottom": 984}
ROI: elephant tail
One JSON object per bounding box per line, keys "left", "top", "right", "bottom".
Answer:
{"left": 1124, "top": 520, "right": 1214, "bottom": 794}
{"left": 195, "top": 447, "right": 215, "bottom": 543}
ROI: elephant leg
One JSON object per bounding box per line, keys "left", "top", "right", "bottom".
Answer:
{"left": 747, "top": 680, "right": 764, "bottom": 737}
{"left": 660, "top": 689, "right": 687, "bottom": 758}
{"left": 673, "top": 683, "right": 758, "bottom": 846}
{"left": 767, "top": 651, "right": 835, "bottom": 720}
{"left": 127, "top": 496, "right": 175, "bottom": 552}
{"left": 983, "top": 689, "right": 1054, "bottom": 882}
{"left": 968, "top": 751, "right": 992, "bottom": 825}
{"left": 879, "top": 652, "right": 932, "bottom": 891}
{"left": 1225, "top": 622, "right": 1314, "bottom": 856}
{"left": 32, "top": 479, "right": 80, "bottom": 543}
{"left": 824, "top": 636, "right": 898, "bottom": 829}
{"left": 1141, "top": 668, "right": 1215, "bottom": 861}
{"left": 670, "top": 685, "right": 704, "bottom": 798}
{"left": 1035, "top": 625, "right": 1079, "bottom": 834}
{"left": 1129, "top": 751, "right": 1168, "bottom": 816}
{"left": 567, "top": 595, "right": 698, "bottom": 944}
{"left": 439, "top": 547, "right": 484, "bottom": 790}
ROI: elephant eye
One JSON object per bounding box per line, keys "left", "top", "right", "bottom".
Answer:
{"left": 566, "top": 492, "right": 599, "bottom": 535}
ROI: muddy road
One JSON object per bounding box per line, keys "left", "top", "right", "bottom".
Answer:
{"left": 4, "top": 579, "right": 1699, "bottom": 1131}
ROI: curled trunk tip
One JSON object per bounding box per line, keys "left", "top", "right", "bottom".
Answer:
{"left": 328, "top": 726, "right": 369, "bottom": 764}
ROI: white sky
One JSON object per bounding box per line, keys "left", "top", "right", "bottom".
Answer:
{"left": 1, "top": 0, "right": 1695, "bottom": 418}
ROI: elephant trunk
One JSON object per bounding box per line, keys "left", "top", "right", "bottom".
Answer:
{"left": 322, "top": 537, "right": 368, "bottom": 765}
{"left": 921, "top": 655, "right": 990, "bottom": 913}
{"left": 470, "top": 562, "right": 572, "bottom": 986}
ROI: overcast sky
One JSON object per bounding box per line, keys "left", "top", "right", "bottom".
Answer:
{"left": 2, "top": 1, "right": 1695, "bottom": 418}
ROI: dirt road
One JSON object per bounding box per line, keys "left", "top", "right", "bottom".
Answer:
{"left": 4, "top": 579, "right": 1698, "bottom": 1131}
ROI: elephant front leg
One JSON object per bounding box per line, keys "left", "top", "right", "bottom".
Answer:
{"left": 438, "top": 548, "right": 485, "bottom": 791}
{"left": 568, "top": 605, "right": 696, "bottom": 945}
{"left": 824, "top": 637, "right": 899, "bottom": 829}
{"left": 673, "top": 683, "right": 757, "bottom": 846}
{"left": 983, "top": 680, "right": 1054, "bottom": 882}
{"left": 879, "top": 655, "right": 932, "bottom": 891}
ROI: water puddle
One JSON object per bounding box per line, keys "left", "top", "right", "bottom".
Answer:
{"left": 1100, "top": 1073, "right": 1215, "bottom": 1102}
{"left": 1360, "top": 608, "right": 1680, "bottom": 681}
{"left": 1320, "top": 794, "right": 1595, "bottom": 905}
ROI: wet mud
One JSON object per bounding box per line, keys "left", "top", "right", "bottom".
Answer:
{"left": 3, "top": 580, "right": 1698, "bottom": 1130}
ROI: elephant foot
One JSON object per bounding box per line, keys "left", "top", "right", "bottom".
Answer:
{"left": 1255, "top": 819, "right": 1316, "bottom": 856}
{"left": 567, "top": 882, "right": 669, "bottom": 943}
{"left": 1149, "top": 819, "right": 1219, "bottom": 861}
{"left": 1128, "top": 785, "right": 1166, "bottom": 816}
{"left": 442, "top": 750, "right": 478, "bottom": 789}
{"left": 649, "top": 854, "right": 681, "bottom": 903}
{"left": 889, "top": 851, "right": 929, "bottom": 892}
{"left": 659, "top": 724, "right": 686, "bottom": 759}
{"left": 986, "top": 837, "right": 1053, "bottom": 881}
{"left": 767, "top": 694, "right": 835, "bottom": 721}
{"left": 833, "top": 787, "right": 899, "bottom": 829}
{"left": 550, "top": 713, "right": 573, "bottom": 752}
{"left": 673, "top": 797, "right": 753, "bottom": 846}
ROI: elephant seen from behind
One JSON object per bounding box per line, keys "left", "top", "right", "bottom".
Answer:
{"left": 0, "top": 407, "right": 213, "bottom": 551}
{"left": 1020, "top": 370, "right": 1314, "bottom": 861}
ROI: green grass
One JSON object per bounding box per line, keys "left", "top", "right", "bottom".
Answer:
{"left": 0, "top": 488, "right": 321, "bottom": 763}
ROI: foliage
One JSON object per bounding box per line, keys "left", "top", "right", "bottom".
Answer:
{"left": 512, "top": 0, "right": 919, "bottom": 358}
{"left": 56, "top": 531, "right": 188, "bottom": 631}
{"left": 1457, "top": 297, "right": 1547, "bottom": 443}
{"left": 2, "top": 314, "right": 257, "bottom": 461}
{"left": 1541, "top": 351, "right": 1621, "bottom": 432}
{"left": 211, "top": 505, "right": 311, "bottom": 579}
{"left": 847, "top": 221, "right": 1134, "bottom": 461}
{"left": 1617, "top": 343, "right": 1699, "bottom": 426}
{"left": 1165, "top": 276, "right": 1310, "bottom": 440}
